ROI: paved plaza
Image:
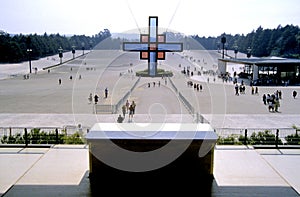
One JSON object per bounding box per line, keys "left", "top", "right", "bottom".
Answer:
{"left": 0, "top": 49, "right": 300, "bottom": 196}
{"left": 0, "top": 50, "right": 299, "bottom": 129}
{"left": 1, "top": 145, "right": 300, "bottom": 196}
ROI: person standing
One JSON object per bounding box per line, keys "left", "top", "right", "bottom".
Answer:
{"left": 128, "top": 104, "right": 134, "bottom": 122}
{"left": 122, "top": 104, "right": 126, "bottom": 118}
{"left": 293, "top": 90, "right": 297, "bottom": 99}
{"left": 131, "top": 101, "right": 136, "bottom": 115}
{"left": 88, "top": 93, "right": 93, "bottom": 104}
{"left": 274, "top": 98, "right": 280, "bottom": 112}
{"left": 94, "top": 94, "right": 99, "bottom": 104}
{"left": 105, "top": 88, "right": 108, "bottom": 98}
{"left": 125, "top": 100, "right": 130, "bottom": 113}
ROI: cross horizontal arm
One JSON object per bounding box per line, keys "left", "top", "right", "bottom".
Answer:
{"left": 157, "top": 43, "right": 183, "bottom": 52}
{"left": 123, "top": 43, "right": 148, "bottom": 51}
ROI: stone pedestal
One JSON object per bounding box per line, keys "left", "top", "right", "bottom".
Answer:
{"left": 86, "top": 123, "right": 217, "bottom": 195}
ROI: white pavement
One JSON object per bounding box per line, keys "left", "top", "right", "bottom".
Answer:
{"left": 1, "top": 145, "right": 299, "bottom": 196}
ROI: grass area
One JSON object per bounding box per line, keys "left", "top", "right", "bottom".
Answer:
{"left": 136, "top": 68, "right": 173, "bottom": 77}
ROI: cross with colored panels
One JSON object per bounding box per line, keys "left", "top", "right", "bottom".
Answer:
{"left": 123, "top": 16, "right": 183, "bottom": 77}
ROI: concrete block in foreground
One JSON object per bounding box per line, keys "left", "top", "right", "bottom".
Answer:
{"left": 86, "top": 123, "right": 217, "bottom": 194}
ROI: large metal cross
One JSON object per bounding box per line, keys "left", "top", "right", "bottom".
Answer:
{"left": 123, "top": 16, "right": 183, "bottom": 77}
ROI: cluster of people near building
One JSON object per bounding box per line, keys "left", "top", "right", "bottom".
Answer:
{"left": 234, "top": 80, "right": 258, "bottom": 96}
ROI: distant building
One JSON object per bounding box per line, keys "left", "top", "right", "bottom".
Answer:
{"left": 218, "top": 57, "right": 300, "bottom": 85}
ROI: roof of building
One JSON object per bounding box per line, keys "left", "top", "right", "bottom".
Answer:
{"left": 219, "top": 57, "right": 300, "bottom": 65}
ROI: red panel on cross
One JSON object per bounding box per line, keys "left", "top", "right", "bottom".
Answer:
{"left": 150, "top": 44, "right": 156, "bottom": 51}
{"left": 141, "top": 51, "right": 148, "bottom": 59}
{"left": 141, "top": 35, "right": 149, "bottom": 43}
{"left": 158, "top": 35, "right": 165, "bottom": 43}
{"left": 157, "top": 52, "right": 165, "bottom": 59}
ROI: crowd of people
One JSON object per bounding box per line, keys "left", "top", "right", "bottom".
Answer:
{"left": 119, "top": 100, "right": 136, "bottom": 123}
{"left": 262, "top": 90, "right": 281, "bottom": 112}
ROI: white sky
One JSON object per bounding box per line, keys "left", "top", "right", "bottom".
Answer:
{"left": 1, "top": 0, "right": 300, "bottom": 37}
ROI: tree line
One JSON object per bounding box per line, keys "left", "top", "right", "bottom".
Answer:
{"left": 1, "top": 24, "right": 300, "bottom": 63}
{"left": 0, "top": 29, "right": 111, "bottom": 63}
{"left": 192, "top": 24, "right": 300, "bottom": 58}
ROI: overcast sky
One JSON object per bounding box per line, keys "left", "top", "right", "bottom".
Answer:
{"left": 1, "top": 0, "right": 299, "bottom": 37}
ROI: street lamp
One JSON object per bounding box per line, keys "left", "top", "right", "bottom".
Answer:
{"left": 247, "top": 47, "right": 252, "bottom": 58}
{"left": 72, "top": 45, "right": 76, "bottom": 59}
{"left": 221, "top": 34, "right": 226, "bottom": 59}
{"left": 234, "top": 45, "right": 238, "bottom": 59}
{"left": 58, "top": 47, "right": 63, "bottom": 64}
{"left": 26, "top": 48, "right": 32, "bottom": 73}
{"left": 81, "top": 42, "right": 85, "bottom": 55}
{"left": 89, "top": 40, "right": 93, "bottom": 51}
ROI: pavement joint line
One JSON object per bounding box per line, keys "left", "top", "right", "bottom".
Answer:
{"left": 259, "top": 150, "right": 299, "bottom": 195}
{"left": 1, "top": 148, "right": 50, "bottom": 196}
{"left": 17, "top": 147, "right": 25, "bottom": 154}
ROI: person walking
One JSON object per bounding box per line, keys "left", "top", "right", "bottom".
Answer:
{"left": 235, "top": 84, "right": 239, "bottom": 96}
{"left": 255, "top": 87, "right": 259, "bottom": 95}
{"left": 262, "top": 94, "right": 267, "bottom": 105}
{"left": 293, "top": 90, "right": 297, "bottom": 99}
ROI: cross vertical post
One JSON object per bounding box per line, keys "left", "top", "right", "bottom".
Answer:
{"left": 123, "top": 16, "right": 183, "bottom": 77}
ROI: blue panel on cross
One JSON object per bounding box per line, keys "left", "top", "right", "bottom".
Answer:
{"left": 123, "top": 43, "right": 148, "bottom": 51}
{"left": 122, "top": 16, "right": 183, "bottom": 77}
{"left": 158, "top": 43, "right": 183, "bottom": 51}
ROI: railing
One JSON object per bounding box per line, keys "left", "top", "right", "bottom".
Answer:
{"left": 178, "top": 92, "right": 195, "bottom": 114}
{"left": 169, "top": 76, "right": 178, "bottom": 94}
{"left": 115, "top": 76, "right": 141, "bottom": 113}
{"left": 168, "top": 77, "right": 208, "bottom": 124}
{"left": 1, "top": 126, "right": 299, "bottom": 148}
{"left": 0, "top": 126, "right": 89, "bottom": 146}
{"left": 94, "top": 104, "right": 116, "bottom": 114}
{"left": 94, "top": 76, "right": 141, "bottom": 114}
{"left": 215, "top": 128, "right": 300, "bottom": 148}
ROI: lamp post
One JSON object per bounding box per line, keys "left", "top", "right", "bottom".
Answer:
{"left": 221, "top": 34, "right": 226, "bottom": 59}
{"left": 89, "top": 40, "right": 93, "bottom": 51}
{"left": 58, "top": 47, "right": 63, "bottom": 64}
{"left": 81, "top": 42, "right": 85, "bottom": 55}
{"left": 72, "top": 45, "right": 76, "bottom": 59}
{"left": 26, "top": 48, "right": 32, "bottom": 73}
{"left": 234, "top": 45, "right": 238, "bottom": 59}
{"left": 247, "top": 47, "right": 251, "bottom": 58}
